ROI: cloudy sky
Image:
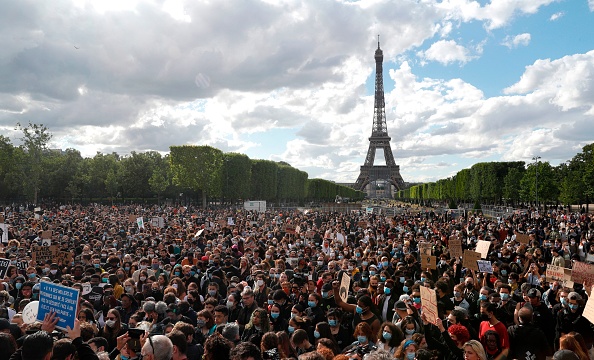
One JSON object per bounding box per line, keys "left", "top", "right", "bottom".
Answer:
{"left": 1, "top": 0, "right": 593, "bottom": 184}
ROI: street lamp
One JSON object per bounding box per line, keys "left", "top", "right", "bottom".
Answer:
{"left": 532, "top": 156, "right": 541, "bottom": 210}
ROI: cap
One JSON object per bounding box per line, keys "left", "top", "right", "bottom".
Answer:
{"left": 553, "top": 350, "right": 580, "bottom": 360}
{"left": 395, "top": 300, "right": 407, "bottom": 310}
{"left": 321, "top": 283, "right": 333, "bottom": 291}
{"left": 527, "top": 288, "right": 541, "bottom": 298}
{"left": 201, "top": 256, "right": 209, "bottom": 262}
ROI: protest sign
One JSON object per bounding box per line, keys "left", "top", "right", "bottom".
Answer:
{"left": 421, "top": 255, "right": 436, "bottom": 270}
{"left": 128, "top": 215, "right": 136, "bottom": 223}
{"left": 515, "top": 233, "right": 530, "bottom": 244}
{"left": 475, "top": 240, "right": 491, "bottom": 259}
{"left": 563, "top": 268, "right": 574, "bottom": 288}
{"left": 420, "top": 286, "right": 439, "bottom": 326}
{"left": 37, "top": 282, "right": 80, "bottom": 330}
{"left": 571, "top": 261, "right": 594, "bottom": 286}
{"left": 150, "top": 217, "right": 165, "bottom": 228}
{"left": 339, "top": 272, "right": 351, "bottom": 303}
{"left": 0, "top": 223, "right": 7, "bottom": 243}
{"left": 583, "top": 285, "right": 594, "bottom": 324}
{"left": 366, "top": 207, "right": 373, "bottom": 214}
{"left": 22, "top": 301, "right": 39, "bottom": 324}
{"left": 357, "top": 221, "right": 367, "bottom": 228}
{"left": 546, "top": 264, "right": 565, "bottom": 282}
{"left": 0, "top": 258, "right": 10, "bottom": 278}
{"left": 41, "top": 238, "right": 52, "bottom": 246}
{"left": 54, "top": 251, "right": 73, "bottom": 265}
{"left": 305, "top": 230, "right": 315, "bottom": 238}
{"left": 227, "top": 217, "right": 235, "bottom": 226}
{"left": 32, "top": 246, "right": 57, "bottom": 264}
{"left": 477, "top": 260, "right": 493, "bottom": 273}
{"left": 448, "top": 239, "right": 463, "bottom": 258}
{"left": 41, "top": 230, "right": 52, "bottom": 239}
{"left": 284, "top": 224, "right": 296, "bottom": 235}
{"left": 136, "top": 217, "right": 144, "bottom": 229}
{"left": 17, "top": 260, "right": 28, "bottom": 271}
{"left": 419, "top": 243, "right": 432, "bottom": 256}
{"left": 463, "top": 250, "right": 481, "bottom": 271}
{"left": 217, "top": 219, "right": 227, "bottom": 227}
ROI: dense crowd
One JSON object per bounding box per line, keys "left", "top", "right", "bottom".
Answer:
{"left": 1, "top": 203, "right": 594, "bottom": 360}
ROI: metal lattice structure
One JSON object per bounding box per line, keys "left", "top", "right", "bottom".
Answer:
{"left": 354, "top": 38, "right": 405, "bottom": 197}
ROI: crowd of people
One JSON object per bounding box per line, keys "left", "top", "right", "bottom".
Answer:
{"left": 1, "top": 203, "right": 594, "bottom": 360}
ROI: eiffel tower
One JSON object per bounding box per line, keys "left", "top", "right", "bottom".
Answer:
{"left": 354, "top": 37, "right": 405, "bottom": 198}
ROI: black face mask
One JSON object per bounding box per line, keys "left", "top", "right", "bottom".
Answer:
{"left": 466, "top": 283, "right": 474, "bottom": 290}
{"left": 480, "top": 313, "right": 490, "bottom": 321}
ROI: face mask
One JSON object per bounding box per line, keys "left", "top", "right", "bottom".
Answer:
{"left": 314, "top": 330, "right": 321, "bottom": 338}
{"left": 174, "top": 272, "right": 181, "bottom": 277}
{"left": 328, "top": 320, "right": 337, "bottom": 327}
{"left": 268, "top": 299, "right": 274, "bottom": 305}
{"left": 172, "top": 284, "right": 178, "bottom": 289}
{"left": 500, "top": 293, "right": 509, "bottom": 300}
{"left": 308, "top": 301, "right": 316, "bottom": 308}
{"left": 197, "top": 319, "right": 206, "bottom": 328}
{"left": 569, "top": 304, "right": 579, "bottom": 310}
{"left": 403, "top": 286, "right": 409, "bottom": 293}
{"left": 288, "top": 326, "right": 295, "bottom": 333}
{"left": 152, "top": 264, "right": 159, "bottom": 270}
{"left": 357, "top": 335, "right": 367, "bottom": 343}
{"left": 560, "top": 297, "right": 568, "bottom": 306}
{"left": 362, "top": 277, "right": 369, "bottom": 282}
{"left": 479, "top": 294, "right": 488, "bottom": 301}
{"left": 271, "top": 312, "right": 280, "bottom": 319}
{"left": 140, "top": 265, "right": 147, "bottom": 270}
{"left": 407, "top": 353, "right": 415, "bottom": 360}
{"left": 356, "top": 305, "right": 364, "bottom": 314}
{"left": 356, "top": 253, "right": 361, "bottom": 258}
{"left": 125, "top": 286, "right": 133, "bottom": 294}
{"left": 50, "top": 270, "right": 58, "bottom": 275}
{"left": 227, "top": 301, "right": 234, "bottom": 308}
{"left": 43, "top": 268, "right": 49, "bottom": 273}
{"left": 348, "top": 266, "right": 354, "bottom": 271}
{"left": 16, "top": 283, "right": 22, "bottom": 290}
{"left": 380, "top": 276, "right": 386, "bottom": 282}
{"left": 454, "top": 291, "right": 461, "bottom": 298}
{"left": 370, "top": 271, "right": 376, "bottom": 276}
{"left": 125, "top": 267, "right": 130, "bottom": 271}
{"left": 208, "top": 290, "right": 216, "bottom": 297}
{"left": 384, "top": 287, "right": 391, "bottom": 295}
{"left": 405, "top": 329, "right": 415, "bottom": 335}
{"left": 383, "top": 331, "right": 392, "bottom": 340}
{"left": 501, "top": 270, "right": 508, "bottom": 276}
{"left": 420, "top": 277, "right": 426, "bottom": 283}
{"left": 322, "top": 292, "right": 328, "bottom": 299}
{"left": 103, "top": 278, "right": 110, "bottom": 283}
{"left": 383, "top": 261, "right": 389, "bottom": 267}
{"left": 480, "top": 313, "right": 490, "bottom": 321}
{"left": 94, "top": 264, "right": 100, "bottom": 268}
{"left": 413, "top": 297, "right": 421, "bottom": 304}
{"left": 105, "top": 320, "right": 116, "bottom": 328}
{"left": 257, "top": 279, "right": 264, "bottom": 287}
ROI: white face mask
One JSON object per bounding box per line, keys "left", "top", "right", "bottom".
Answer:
{"left": 257, "top": 279, "right": 264, "bottom": 287}
{"left": 105, "top": 320, "right": 116, "bottom": 328}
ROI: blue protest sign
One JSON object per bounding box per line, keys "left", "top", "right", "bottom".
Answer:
{"left": 36, "top": 281, "right": 79, "bottom": 330}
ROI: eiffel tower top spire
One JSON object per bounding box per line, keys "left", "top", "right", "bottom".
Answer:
{"left": 371, "top": 36, "right": 388, "bottom": 139}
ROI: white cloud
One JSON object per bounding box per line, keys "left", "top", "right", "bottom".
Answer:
{"left": 550, "top": 12, "right": 564, "bottom": 21}
{"left": 589, "top": 0, "right": 594, "bottom": 11}
{"left": 418, "top": 40, "right": 474, "bottom": 65}
{"left": 502, "top": 33, "right": 531, "bottom": 48}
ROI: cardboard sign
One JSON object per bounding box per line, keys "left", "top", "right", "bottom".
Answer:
{"left": 37, "top": 282, "right": 80, "bottom": 330}
{"left": 357, "top": 221, "right": 367, "bottom": 228}
{"left": 32, "top": 246, "right": 57, "bottom": 264}
{"left": 420, "top": 286, "right": 440, "bottom": 326}
{"left": 546, "top": 264, "right": 565, "bottom": 282}
{"left": 150, "top": 217, "right": 165, "bottom": 228}
{"left": 54, "top": 251, "right": 73, "bottom": 265}
{"left": 475, "top": 240, "right": 491, "bottom": 259}
{"left": 515, "top": 233, "right": 530, "bottom": 244}
{"left": 477, "top": 260, "right": 493, "bottom": 273}
{"left": 41, "top": 230, "right": 52, "bottom": 239}
{"left": 0, "top": 258, "right": 10, "bottom": 278}
{"left": 217, "top": 219, "right": 227, "bottom": 227}
{"left": 421, "top": 255, "right": 436, "bottom": 270}
{"left": 448, "top": 239, "right": 463, "bottom": 258}
{"left": 41, "top": 238, "right": 52, "bottom": 246}
{"left": 463, "top": 250, "right": 481, "bottom": 271}
{"left": 419, "top": 243, "right": 432, "bottom": 256}
{"left": 583, "top": 285, "right": 594, "bottom": 324}
{"left": 339, "top": 272, "right": 351, "bottom": 303}
{"left": 571, "top": 261, "right": 594, "bottom": 286}
{"left": 129, "top": 215, "right": 137, "bottom": 223}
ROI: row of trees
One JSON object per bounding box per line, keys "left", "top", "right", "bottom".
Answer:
{"left": 0, "top": 123, "right": 364, "bottom": 206}
{"left": 396, "top": 143, "right": 594, "bottom": 207}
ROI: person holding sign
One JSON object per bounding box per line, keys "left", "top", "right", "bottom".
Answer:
{"left": 331, "top": 280, "right": 381, "bottom": 335}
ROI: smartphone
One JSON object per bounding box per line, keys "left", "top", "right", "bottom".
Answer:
{"left": 127, "top": 328, "right": 145, "bottom": 353}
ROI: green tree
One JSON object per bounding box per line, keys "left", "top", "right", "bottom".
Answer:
{"left": 16, "top": 123, "right": 52, "bottom": 203}
{"left": 222, "top": 153, "right": 252, "bottom": 203}
{"left": 170, "top": 145, "right": 223, "bottom": 207}
{"left": 503, "top": 167, "right": 524, "bottom": 205}
{"left": 149, "top": 167, "right": 169, "bottom": 204}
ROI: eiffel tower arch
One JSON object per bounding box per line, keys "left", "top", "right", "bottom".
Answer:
{"left": 354, "top": 38, "right": 405, "bottom": 198}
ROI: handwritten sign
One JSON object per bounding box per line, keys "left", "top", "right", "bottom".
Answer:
{"left": 477, "top": 260, "right": 493, "bottom": 273}
{"left": 284, "top": 224, "right": 296, "bottom": 235}
{"left": 357, "top": 221, "right": 367, "bottom": 228}
{"left": 0, "top": 258, "right": 10, "bottom": 278}
{"left": 420, "top": 286, "right": 439, "bottom": 325}
{"left": 515, "top": 233, "right": 530, "bottom": 244}
{"left": 571, "top": 261, "right": 594, "bottom": 286}
{"left": 17, "top": 260, "right": 28, "bottom": 271}
{"left": 41, "top": 230, "right": 53, "bottom": 240}
{"left": 546, "top": 264, "right": 565, "bottom": 282}
{"left": 54, "top": 251, "right": 73, "bottom": 265}
{"left": 339, "top": 272, "right": 351, "bottom": 303}
{"left": 419, "top": 243, "right": 432, "bottom": 256}
{"left": 475, "top": 240, "right": 491, "bottom": 259}
{"left": 448, "top": 239, "right": 463, "bottom": 258}
{"left": 583, "top": 285, "right": 594, "bottom": 324}
{"left": 421, "top": 255, "right": 436, "bottom": 270}
{"left": 129, "top": 215, "right": 137, "bottom": 223}
{"left": 37, "top": 282, "right": 80, "bottom": 330}
{"left": 463, "top": 250, "right": 481, "bottom": 271}
{"left": 32, "top": 246, "right": 57, "bottom": 264}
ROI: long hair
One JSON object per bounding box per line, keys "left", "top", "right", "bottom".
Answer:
{"left": 560, "top": 334, "right": 590, "bottom": 360}
{"left": 261, "top": 332, "right": 286, "bottom": 358}
{"left": 103, "top": 309, "right": 122, "bottom": 339}
{"left": 377, "top": 322, "right": 404, "bottom": 348}
{"left": 394, "top": 339, "right": 417, "bottom": 359}
{"left": 463, "top": 340, "right": 487, "bottom": 360}
{"left": 276, "top": 331, "right": 296, "bottom": 359}
{"left": 246, "top": 308, "right": 270, "bottom": 333}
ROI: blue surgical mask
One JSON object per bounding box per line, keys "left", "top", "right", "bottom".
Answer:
{"left": 403, "top": 286, "right": 409, "bottom": 293}
{"left": 405, "top": 329, "right": 415, "bottom": 335}
{"left": 322, "top": 292, "right": 328, "bottom": 299}
{"left": 383, "top": 331, "right": 392, "bottom": 340}
{"left": 454, "top": 291, "right": 461, "bottom": 298}
{"left": 328, "top": 320, "right": 337, "bottom": 326}
{"left": 16, "top": 283, "right": 22, "bottom": 290}
{"left": 400, "top": 277, "right": 405, "bottom": 283}
{"left": 308, "top": 301, "right": 316, "bottom": 308}
{"left": 370, "top": 271, "right": 376, "bottom": 276}
{"left": 384, "top": 287, "right": 391, "bottom": 295}
{"left": 479, "top": 294, "right": 488, "bottom": 301}
{"left": 268, "top": 299, "right": 274, "bottom": 305}
{"left": 569, "top": 304, "right": 579, "bottom": 310}
{"left": 356, "top": 305, "right": 364, "bottom": 314}
{"left": 270, "top": 312, "right": 280, "bottom": 319}
{"left": 407, "top": 352, "right": 415, "bottom": 360}
{"left": 363, "top": 261, "right": 368, "bottom": 266}
{"left": 288, "top": 326, "right": 295, "bottom": 333}
{"left": 362, "top": 277, "right": 369, "bottom": 282}
{"left": 380, "top": 276, "right": 386, "bottom": 282}
{"left": 314, "top": 330, "right": 321, "bottom": 338}
{"left": 383, "top": 261, "right": 389, "bottom": 267}
{"left": 420, "top": 277, "right": 426, "bottom": 282}
{"left": 28, "top": 273, "right": 36, "bottom": 279}
{"left": 413, "top": 297, "right": 421, "bottom": 304}
{"left": 501, "top": 270, "right": 508, "bottom": 276}
{"left": 500, "top": 293, "right": 509, "bottom": 300}
{"left": 561, "top": 297, "right": 568, "bottom": 306}
{"left": 357, "top": 335, "right": 367, "bottom": 343}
